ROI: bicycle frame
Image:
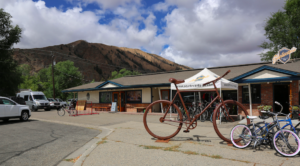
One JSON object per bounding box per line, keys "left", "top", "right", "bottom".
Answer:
{"left": 162, "top": 81, "right": 233, "bottom": 130}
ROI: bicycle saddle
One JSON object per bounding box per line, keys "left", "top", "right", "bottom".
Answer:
{"left": 169, "top": 78, "right": 185, "bottom": 84}
{"left": 259, "top": 115, "right": 269, "bottom": 120}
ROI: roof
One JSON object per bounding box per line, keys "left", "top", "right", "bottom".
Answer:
{"left": 62, "top": 59, "right": 300, "bottom": 92}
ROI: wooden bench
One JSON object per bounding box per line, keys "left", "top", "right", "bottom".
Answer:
{"left": 126, "top": 107, "right": 146, "bottom": 113}
{"left": 92, "top": 106, "right": 111, "bottom": 111}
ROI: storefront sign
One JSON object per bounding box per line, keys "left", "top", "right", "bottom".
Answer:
{"left": 111, "top": 102, "right": 117, "bottom": 112}
{"left": 272, "top": 47, "right": 297, "bottom": 64}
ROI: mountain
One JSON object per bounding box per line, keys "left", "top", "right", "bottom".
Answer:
{"left": 12, "top": 40, "right": 192, "bottom": 82}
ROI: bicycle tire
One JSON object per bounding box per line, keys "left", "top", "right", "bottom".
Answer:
{"left": 230, "top": 124, "right": 252, "bottom": 149}
{"left": 273, "top": 129, "right": 300, "bottom": 157}
{"left": 212, "top": 100, "right": 250, "bottom": 143}
{"left": 143, "top": 100, "right": 183, "bottom": 140}
{"left": 57, "top": 107, "right": 66, "bottom": 116}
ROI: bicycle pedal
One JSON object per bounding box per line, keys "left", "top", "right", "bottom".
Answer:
{"left": 183, "top": 130, "right": 190, "bottom": 133}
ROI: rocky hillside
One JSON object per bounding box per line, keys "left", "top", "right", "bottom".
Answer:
{"left": 12, "top": 40, "right": 192, "bottom": 82}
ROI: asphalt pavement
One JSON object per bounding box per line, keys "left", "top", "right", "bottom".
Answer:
{"left": 23, "top": 110, "right": 300, "bottom": 165}
{"left": 0, "top": 119, "right": 100, "bottom": 166}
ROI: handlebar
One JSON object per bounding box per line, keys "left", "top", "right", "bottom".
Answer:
{"left": 203, "top": 70, "right": 231, "bottom": 86}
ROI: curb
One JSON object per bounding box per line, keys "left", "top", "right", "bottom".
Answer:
{"left": 31, "top": 118, "right": 114, "bottom": 166}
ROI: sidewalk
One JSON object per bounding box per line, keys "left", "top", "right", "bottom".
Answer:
{"left": 31, "top": 111, "right": 300, "bottom": 166}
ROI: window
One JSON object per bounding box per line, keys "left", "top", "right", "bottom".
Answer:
{"left": 2, "top": 99, "right": 16, "bottom": 105}
{"left": 29, "top": 95, "right": 33, "bottom": 101}
{"left": 99, "top": 92, "right": 112, "bottom": 103}
{"left": 24, "top": 95, "right": 29, "bottom": 101}
{"left": 242, "top": 84, "right": 261, "bottom": 103}
{"left": 33, "top": 95, "right": 47, "bottom": 100}
{"left": 126, "top": 90, "right": 142, "bottom": 103}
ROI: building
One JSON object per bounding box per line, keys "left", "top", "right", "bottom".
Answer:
{"left": 62, "top": 59, "right": 300, "bottom": 115}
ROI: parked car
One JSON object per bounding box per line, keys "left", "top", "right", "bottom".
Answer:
{"left": 0, "top": 96, "right": 31, "bottom": 122}
{"left": 48, "top": 98, "right": 60, "bottom": 109}
{"left": 18, "top": 91, "right": 50, "bottom": 111}
{"left": 55, "top": 98, "right": 67, "bottom": 107}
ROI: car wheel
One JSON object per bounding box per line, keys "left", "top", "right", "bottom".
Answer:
{"left": 20, "top": 111, "right": 29, "bottom": 121}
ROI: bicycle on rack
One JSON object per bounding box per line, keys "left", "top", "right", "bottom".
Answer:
{"left": 57, "top": 99, "right": 77, "bottom": 116}
{"left": 143, "top": 70, "right": 250, "bottom": 142}
{"left": 230, "top": 101, "right": 300, "bottom": 157}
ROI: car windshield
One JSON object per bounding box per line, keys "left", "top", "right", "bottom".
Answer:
{"left": 33, "top": 95, "right": 47, "bottom": 100}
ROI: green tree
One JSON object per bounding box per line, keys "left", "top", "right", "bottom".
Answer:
{"left": 110, "top": 68, "right": 141, "bottom": 80}
{"left": 0, "top": 9, "right": 22, "bottom": 96}
{"left": 260, "top": 0, "right": 300, "bottom": 61}
{"left": 43, "top": 60, "right": 83, "bottom": 100}
{"left": 18, "top": 64, "right": 39, "bottom": 91}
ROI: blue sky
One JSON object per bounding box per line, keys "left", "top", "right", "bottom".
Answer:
{"left": 0, "top": 0, "right": 286, "bottom": 68}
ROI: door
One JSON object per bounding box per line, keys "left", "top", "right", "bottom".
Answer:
{"left": 112, "top": 92, "right": 119, "bottom": 112}
{"left": 120, "top": 92, "right": 125, "bottom": 112}
{"left": 273, "top": 84, "right": 289, "bottom": 114}
{"left": 2, "top": 99, "right": 19, "bottom": 116}
{"left": 160, "top": 90, "right": 170, "bottom": 112}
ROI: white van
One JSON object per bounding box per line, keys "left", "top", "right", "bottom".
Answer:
{"left": 17, "top": 91, "right": 50, "bottom": 111}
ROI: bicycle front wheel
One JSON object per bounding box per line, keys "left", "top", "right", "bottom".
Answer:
{"left": 143, "top": 100, "right": 183, "bottom": 140}
{"left": 273, "top": 129, "right": 300, "bottom": 157}
{"left": 213, "top": 100, "right": 250, "bottom": 143}
{"left": 230, "top": 125, "right": 252, "bottom": 149}
{"left": 57, "top": 107, "right": 66, "bottom": 116}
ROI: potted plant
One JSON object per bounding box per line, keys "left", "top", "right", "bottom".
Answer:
{"left": 258, "top": 105, "right": 272, "bottom": 115}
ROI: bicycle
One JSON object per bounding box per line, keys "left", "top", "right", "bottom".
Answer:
{"left": 230, "top": 101, "right": 300, "bottom": 157}
{"left": 57, "top": 99, "right": 77, "bottom": 116}
{"left": 143, "top": 70, "right": 250, "bottom": 142}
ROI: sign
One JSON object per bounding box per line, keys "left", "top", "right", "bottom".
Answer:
{"left": 111, "top": 102, "right": 117, "bottom": 112}
{"left": 272, "top": 47, "right": 297, "bottom": 64}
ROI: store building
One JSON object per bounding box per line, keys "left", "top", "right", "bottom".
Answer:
{"left": 62, "top": 59, "right": 300, "bottom": 115}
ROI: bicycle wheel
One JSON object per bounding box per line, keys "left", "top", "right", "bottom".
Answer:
{"left": 57, "top": 107, "right": 65, "bottom": 116}
{"left": 273, "top": 129, "right": 300, "bottom": 157}
{"left": 143, "top": 100, "right": 183, "bottom": 140}
{"left": 213, "top": 100, "right": 250, "bottom": 143}
{"left": 230, "top": 125, "right": 252, "bottom": 149}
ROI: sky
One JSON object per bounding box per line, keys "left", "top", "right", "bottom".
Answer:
{"left": 0, "top": 0, "right": 286, "bottom": 68}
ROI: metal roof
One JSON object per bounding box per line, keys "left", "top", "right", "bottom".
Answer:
{"left": 62, "top": 59, "right": 300, "bottom": 92}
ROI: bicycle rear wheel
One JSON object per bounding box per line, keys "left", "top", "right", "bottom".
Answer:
{"left": 143, "top": 100, "right": 183, "bottom": 140}
{"left": 57, "top": 107, "right": 66, "bottom": 116}
{"left": 273, "top": 129, "right": 300, "bottom": 157}
{"left": 213, "top": 100, "right": 250, "bottom": 143}
{"left": 230, "top": 125, "right": 252, "bottom": 149}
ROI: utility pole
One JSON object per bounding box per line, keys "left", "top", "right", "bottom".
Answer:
{"left": 51, "top": 52, "right": 55, "bottom": 99}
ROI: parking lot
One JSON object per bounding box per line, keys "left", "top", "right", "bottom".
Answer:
{"left": 0, "top": 119, "right": 100, "bottom": 166}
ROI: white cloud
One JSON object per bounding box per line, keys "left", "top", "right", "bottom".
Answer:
{"left": 0, "top": 0, "right": 160, "bottom": 52}
{"left": 161, "top": 0, "right": 285, "bottom": 67}
{"left": 68, "top": 0, "right": 141, "bottom": 9}
{"left": 0, "top": 0, "right": 286, "bottom": 68}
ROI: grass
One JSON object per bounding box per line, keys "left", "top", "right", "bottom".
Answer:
{"left": 97, "top": 136, "right": 108, "bottom": 145}
{"left": 182, "top": 150, "right": 199, "bottom": 155}
{"left": 201, "top": 153, "right": 223, "bottom": 159}
{"left": 64, "top": 155, "right": 82, "bottom": 163}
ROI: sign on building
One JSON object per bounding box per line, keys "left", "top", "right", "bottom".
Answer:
{"left": 111, "top": 102, "right": 117, "bottom": 112}
{"left": 272, "top": 47, "right": 297, "bottom": 64}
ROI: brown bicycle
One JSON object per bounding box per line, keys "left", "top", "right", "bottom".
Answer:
{"left": 143, "top": 70, "right": 250, "bottom": 142}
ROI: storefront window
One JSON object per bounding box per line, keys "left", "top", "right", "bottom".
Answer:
{"left": 99, "top": 92, "right": 112, "bottom": 103}
{"left": 126, "top": 90, "right": 142, "bottom": 103}
{"left": 242, "top": 84, "right": 261, "bottom": 103}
